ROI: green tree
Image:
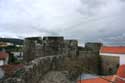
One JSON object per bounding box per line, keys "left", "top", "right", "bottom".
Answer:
{"left": 8, "top": 52, "right": 17, "bottom": 64}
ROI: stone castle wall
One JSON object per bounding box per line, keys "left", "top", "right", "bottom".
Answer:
{"left": 23, "top": 37, "right": 43, "bottom": 62}
{"left": 1, "top": 37, "right": 102, "bottom": 83}
{"left": 1, "top": 36, "right": 120, "bottom": 83}
{"left": 78, "top": 51, "right": 101, "bottom": 74}
{"left": 63, "top": 40, "right": 78, "bottom": 57}
{"left": 1, "top": 53, "right": 100, "bottom": 83}
{"left": 101, "top": 55, "right": 119, "bottom": 75}
{"left": 43, "top": 37, "right": 64, "bottom": 56}
{"left": 24, "top": 37, "right": 78, "bottom": 62}
{"left": 85, "top": 42, "right": 102, "bottom": 52}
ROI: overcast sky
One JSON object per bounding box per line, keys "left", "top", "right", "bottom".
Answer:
{"left": 0, "top": 0, "right": 125, "bottom": 46}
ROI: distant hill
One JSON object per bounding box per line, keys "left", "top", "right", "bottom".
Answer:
{"left": 0, "top": 38, "right": 24, "bottom": 45}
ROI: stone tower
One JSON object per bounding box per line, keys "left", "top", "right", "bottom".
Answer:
{"left": 43, "top": 36, "right": 64, "bottom": 56}
{"left": 85, "top": 42, "right": 103, "bottom": 52}
{"left": 23, "top": 37, "right": 43, "bottom": 62}
{"left": 63, "top": 40, "right": 78, "bottom": 56}
{"left": 23, "top": 36, "right": 79, "bottom": 62}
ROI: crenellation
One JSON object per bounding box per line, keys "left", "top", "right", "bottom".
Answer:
{"left": 63, "top": 40, "right": 78, "bottom": 56}
{"left": 24, "top": 36, "right": 79, "bottom": 62}
{"left": 85, "top": 42, "right": 103, "bottom": 52}
{"left": 1, "top": 36, "right": 103, "bottom": 83}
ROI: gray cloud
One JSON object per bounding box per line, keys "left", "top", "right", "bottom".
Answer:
{"left": 0, "top": 0, "right": 125, "bottom": 45}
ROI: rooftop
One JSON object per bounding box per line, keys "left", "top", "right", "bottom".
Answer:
{"left": 0, "top": 52, "right": 9, "bottom": 60}
{"left": 77, "top": 65, "right": 125, "bottom": 83}
{"left": 100, "top": 46, "right": 125, "bottom": 54}
{"left": 77, "top": 76, "right": 112, "bottom": 83}
{"left": 0, "top": 64, "right": 24, "bottom": 77}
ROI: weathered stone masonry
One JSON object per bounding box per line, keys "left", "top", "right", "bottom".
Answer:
{"left": 24, "top": 37, "right": 78, "bottom": 62}
{"left": 0, "top": 37, "right": 102, "bottom": 83}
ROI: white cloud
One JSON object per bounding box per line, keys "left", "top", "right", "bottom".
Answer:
{"left": 0, "top": 0, "right": 125, "bottom": 45}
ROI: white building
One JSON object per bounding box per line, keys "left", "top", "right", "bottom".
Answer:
{"left": 100, "top": 46, "right": 125, "bottom": 65}
{"left": 12, "top": 52, "right": 23, "bottom": 60}
{"left": 0, "top": 68, "right": 4, "bottom": 79}
{"left": 0, "top": 52, "right": 9, "bottom": 66}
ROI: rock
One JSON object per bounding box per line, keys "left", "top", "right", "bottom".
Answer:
{"left": 40, "top": 71, "right": 72, "bottom": 83}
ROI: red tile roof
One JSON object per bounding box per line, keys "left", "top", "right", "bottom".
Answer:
{"left": 100, "top": 46, "right": 125, "bottom": 54}
{"left": 77, "top": 65, "right": 125, "bottom": 83}
{"left": 116, "top": 64, "right": 125, "bottom": 83}
{"left": 117, "top": 64, "right": 125, "bottom": 77}
{"left": 0, "top": 52, "right": 9, "bottom": 59}
{"left": 77, "top": 76, "right": 112, "bottom": 83}
{"left": 0, "top": 64, "right": 24, "bottom": 77}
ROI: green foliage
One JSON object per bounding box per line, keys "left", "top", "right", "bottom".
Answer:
{"left": 0, "top": 45, "right": 23, "bottom": 52}
{"left": 0, "top": 38, "right": 24, "bottom": 45}
{"left": 14, "top": 60, "right": 22, "bottom": 64}
{"left": 8, "top": 52, "right": 17, "bottom": 64}
{"left": 14, "top": 68, "right": 25, "bottom": 77}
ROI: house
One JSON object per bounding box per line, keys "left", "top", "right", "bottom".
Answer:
{"left": 0, "top": 52, "right": 9, "bottom": 66}
{"left": 0, "top": 42, "right": 7, "bottom": 47}
{"left": 100, "top": 46, "right": 125, "bottom": 74}
{"left": 1, "top": 64, "right": 24, "bottom": 77}
{"left": 77, "top": 65, "right": 125, "bottom": 83}
{"left": 11, "top": 52, "right": 23, "bottom": 60}
{"left": 0, "top": 42, "right": 13, "bottom": 47}
{"left": 77, "top": 76, "right": 113, "bottom": 83}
